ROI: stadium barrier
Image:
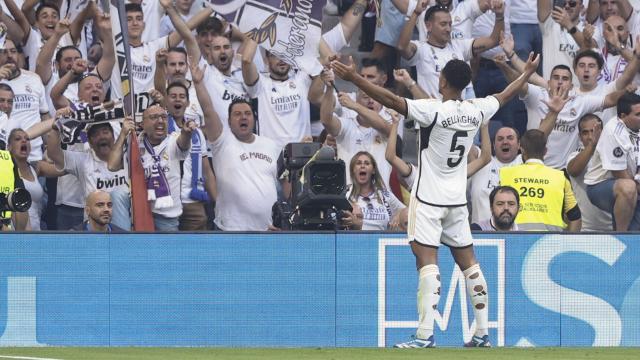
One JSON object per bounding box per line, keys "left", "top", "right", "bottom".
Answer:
{"left": 0, "top": 232, "right": 638, "bottom": 347}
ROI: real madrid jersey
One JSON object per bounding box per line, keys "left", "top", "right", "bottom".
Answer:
{"left": 406, "top": 96, "right": 499, "bottom": 206}
{"left": 585, "top": 117, "right": 640, "bottom": 185}
{"left": 110, "top": 36, "right": 168, "bottom": 100}
{"left": 201, "top": 58, "right": 249, "bottom": 128}
{"left": 406, "top": 39, "right": 474, "bottom": 99}
{"left": 522, "top": 84, "right": 604, "bottom": 169}
{"left": 247, "top": 71, "right": 312, "bottom": 151}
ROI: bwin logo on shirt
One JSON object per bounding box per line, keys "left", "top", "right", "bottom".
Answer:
{"left": 96, "top": 175, "right": 129, "bottom": 190}
{"left": 222, "top": 90, "right": 246, "bottom": 101}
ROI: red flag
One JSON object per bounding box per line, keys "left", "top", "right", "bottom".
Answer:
{"left": 129, "top": 133, "right": 155, "bottom": 231}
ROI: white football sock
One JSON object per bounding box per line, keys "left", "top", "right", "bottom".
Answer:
{"left": 416, "top": 264, "right": 440, "bottom": 340}
{"left": 463, "top": 263, "right": 489, "bottom": 337}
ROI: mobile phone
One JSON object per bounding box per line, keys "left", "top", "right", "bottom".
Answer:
{"left": 553, "top": 0, "right": 566, "bottom": 8}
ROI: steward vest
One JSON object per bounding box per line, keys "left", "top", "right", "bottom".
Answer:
{"left": 0, "top": 150, "right": 15, "bottom": 221}
{"left": 500, "top": 160, "right": 574, "bottom": 231}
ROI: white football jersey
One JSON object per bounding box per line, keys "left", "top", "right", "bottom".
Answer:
{"left": 23, "top": 28, "right": 75, "bottom": 72}
{"left": 567, "top": 149, "right": 613, "bottom": 231}
{"left": 417, "top": 0, "right": 483, "bottom": 42}
{"left": 585, "top": 117, "right": 640, "bottom": 185}
{"left": 201, "top": 58, "right": 249, "bottom": 128}
{"left": 111, "top": 36, "right": 168, "bottom": 100}
{"left": 521, "top": 84, "right": 604, "bottom": 169}
{"left": 468, "top": 154, "right": 522, "bottom": 223}
{"left": 406, "top": 96, "right": 499, "bottom": 206}
{"left": 248, "top": 71, "right": 312, "bottom": 151}
{"left": 1, "top": 70, "right": 50, "bottom": 161}
{"left": 64, "top": 149, "right": 130, "bottom": 199}
{"left": 406, "top": 39, "right": 474, "bottom": 99}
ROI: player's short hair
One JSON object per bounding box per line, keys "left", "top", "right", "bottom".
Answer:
{"left": 167, "top": 81, "right": 190, "bottom": 101}
{"left": 573, "top": 49, "right": 604, "bottom": 70}
{"left": 489, "top": 185, "right": 520, "bottom": 207}
{"left": 87, "top": 122, "right": 113, "bottom": 138}
{"left": 617, "top": 92, "right": 640, "bottom": 117}
{"left": 55, "top": 46, "right": 82, "bottom": 63}
{"left": 520, "top": 129, "right": 547, "bottom": 159}
{"left": 228, "top": 98, "right": 255, "bottom": 120}
{"left": 125, "top": 3, "right": 143, "bottom": 14}
{"left": 442, "top": 59, "right": 471, "bottom": 91}
{"left": 0, "top": 83, "right": 14, "bottom": 94}
{"left": 360, "top": 58, "right": 387, "bottom": 75}
{"left": 196, "top": 16, "right": 226, "bottom": 36}
{"left": 578, "top": 113, "right": 603, "bottom": 130}
{"left": 36, "top": 1, "right": 60, "bottom": 19}
{"left": 424, "top": 4, "right": 450, "bottom": 22}
{"left": 550, "top": 64, "right": 573, "bottom": 78}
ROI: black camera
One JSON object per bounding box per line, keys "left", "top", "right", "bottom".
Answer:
{"left": 0, "top": 188, "right": 32, "bottom": 224}
{"left": 273, "top": 143, "right": 352, "bottom": 230}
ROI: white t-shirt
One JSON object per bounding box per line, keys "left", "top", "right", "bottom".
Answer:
{"left": 63, "top": 148, "right": 130, "bottom": 199}
{"left": 0, "top": 112, "right": 8, "bottom": 148}
{"left": 23, "top": 28, "right": 76, "bottom": 72}
{"left": 56, "top": 141, "right": 90, "bottom": 208}
{"left": 576, "top": 81, "right": 618, "bottom": 126}
{"left": 351, "top": 189, "right": 405, "bottom": 230}
{"left": 585, "top": 117, "right": 640, "bottom": 185}
{"left": 406, "top": 39, "right": 474, "bottom": 99}
{"left": 335, "top": 116, "right": 391, "bottom": 189}
{"left": 209, "top": 132, "right": 280, "bottom": 231}
{"left": 201, "top": 59, "right": 249, "bottom": 128}
{"left": 540, "top": 16, "right": 582, "bottom": 84}
{"left": 468, "top": 154, "right": 523, "bottom": 223}
{"left": 417, "top": 0, "right": 483, "bottom": 41}
{"left": 405, "top": 96, "right": 499, "bottom": 206}
{"left": 138, "top": 133, "right": 189, "bottom": 218}
{"left": 567, "top": 149, "right": 613, "bottom": 231}
{"left": 1, "top": 70, "right": 50, "bottom": 161}
{"left": 111, "top": 36, "right": 168, "bottom": 100}
{"left": 521, "top": 84, "right": 604, "bottom": 169}
{"left": 247, "top": 71, "right": 312, "bottom": 151}
{"left": 509, "top": 0, "right": 538, "bottom": 24}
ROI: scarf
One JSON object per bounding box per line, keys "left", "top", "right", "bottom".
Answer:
{"left": 143, "top": 136, "right": 173, "bottom": 209}
{"left": 168, "top": 115, "right": 209, "bottom": 202}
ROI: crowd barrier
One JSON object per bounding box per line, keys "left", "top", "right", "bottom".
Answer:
{"left": 0, "top": 232, "right": 638, "bottom": 347}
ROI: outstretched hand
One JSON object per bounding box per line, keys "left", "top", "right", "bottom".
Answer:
{"left": 330, "top": 56, "right": 358, "bottom": 82}
{"left": 523, "top": 52, "right": 541, "bottom": 75}
{"left": 543, "top": 85, "right": 571, "bottom": 114}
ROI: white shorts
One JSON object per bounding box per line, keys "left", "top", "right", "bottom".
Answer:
{"left": 322, "top": 23, "right": 348, "bottom": 55}
{"left": 407, "top": 197, "right": 473, "bottom": 248}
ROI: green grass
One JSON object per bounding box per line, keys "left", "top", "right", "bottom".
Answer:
{"left": 0, "top": 347, "right": 639, "bottom": 360}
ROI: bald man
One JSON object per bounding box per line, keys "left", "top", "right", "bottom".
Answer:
{"left": 73, "top": 190, "right": 126, "bottom": 232}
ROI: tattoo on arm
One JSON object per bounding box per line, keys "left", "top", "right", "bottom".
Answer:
{"left": 352, "top": 3, "right": 365, "bottom": 16}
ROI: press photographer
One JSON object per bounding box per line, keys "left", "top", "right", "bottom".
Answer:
{"left": 0, "top": 148, "right": 31, "bottom": 231}
{"left": 273, "top": 142, "right": 360, "bottom": 230}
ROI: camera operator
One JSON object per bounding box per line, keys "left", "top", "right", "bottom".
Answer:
{"left": 0, "top": 148, "right": 30, "bottom": 231}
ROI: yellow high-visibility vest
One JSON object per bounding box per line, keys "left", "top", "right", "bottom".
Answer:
{"left": 0, "top": 150, "right": 15, "bottom": 221}
{"left": 500, "top": 159, "right": 578, "bottom": 231}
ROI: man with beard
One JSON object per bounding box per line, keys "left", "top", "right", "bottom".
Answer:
{"left": 108, "top": 106, "right": 194, "bottom": 231}
{"left": 36, "top": 6, "right": 114, "bottom": 112}
{"left": 468, "top": 126, "right": 523, "bottom": 224}
{"left": 500, "top": 129, "right": 582, "bottom": 231}
{"left": 72, "top": 190, "right": 126, "bottom": 232}
{"left": 471, "top": 186, "right": 520, "bottom": 231}
{"left": 240, "top": 36, "right": 324, "bottom": 152}
{"left": 0, "top": 39, "right": 51, "bottom": 162}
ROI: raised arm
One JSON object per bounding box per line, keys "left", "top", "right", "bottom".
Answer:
{"left": 393, "top": 68, "right": 430, "bottom": 99}
{"left": 94, "top": 11, "right": 115, "bottom": 82}
{"left": 338, "top": 92, "right": 391, "bottom": 137}
{"left": 538, "top": 0, "right": 553, "bottom": 23}
{"left": 21, "top": 0, "right": 39, "bottom": 27}
{"left": 493, "top": 52, "right": 541, "bottom": 106}
{"left": 69, "top": 1, "right": 95, "bottom": 45}
{"left": 385, "top": 117, "right": 412, "bottom": 177}
{"left": 539, "top": 86, "right": 570, "bottom": 138}
{"left": 108, "top": 117, "right": 134, "bottom": 172}
{"left": 308, "top": 75, "right": 325, "bottom": 106}
{"left": 165, "top": 2, "right": 213, "bottom": 49}
{"left": 471, "top": 0, "right": 505, "bottom": 56}
{"left": 567, "top": 119, "right": 602, "bottom": 177}
{"left": 50, "top": 59, "right": 88, "bottom": 109}
{"left": 45, "top": 121, "right": 65, "bottom": 170}
{"left": 466, "top": 122, "right": 491, "bottom": 177}
{"left": 332, "top": 57, "right": 408, "bottom": 117}
{"left": 397, "top": 0, "right": 428, "bottom": 60}
{"left": 160, "top": 0, "right": 202, "bottom": 61}
{"left": 154, "top": 48, "right": 168, "bottom": 95}
{"left": 177, "top": 119, "right": 195, "bottom": 151}
{"left": 0, "top": 0, "right": 28, "bottom": 44}
{"left": 191, "top": 61, "right": 223, "bottom": 142}
{"left": 240, "top": 36, "right": 259, "bottom": 86}
{"left": 35, "top": 18, "right": 70, "bottom": 85}
{"left": 319, "top": 76, "right": 342, "bottom": 137}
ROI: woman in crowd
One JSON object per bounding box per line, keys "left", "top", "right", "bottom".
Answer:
{"left": 348, "top": 151, "right": 406, "bottom": 230}
{"left": 7, "top": 128, "right": 65, "bottom": 230}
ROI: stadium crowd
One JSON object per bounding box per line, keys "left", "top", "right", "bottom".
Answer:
{"left": 1, "top": 0, "right": 640, "bottom": 232}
